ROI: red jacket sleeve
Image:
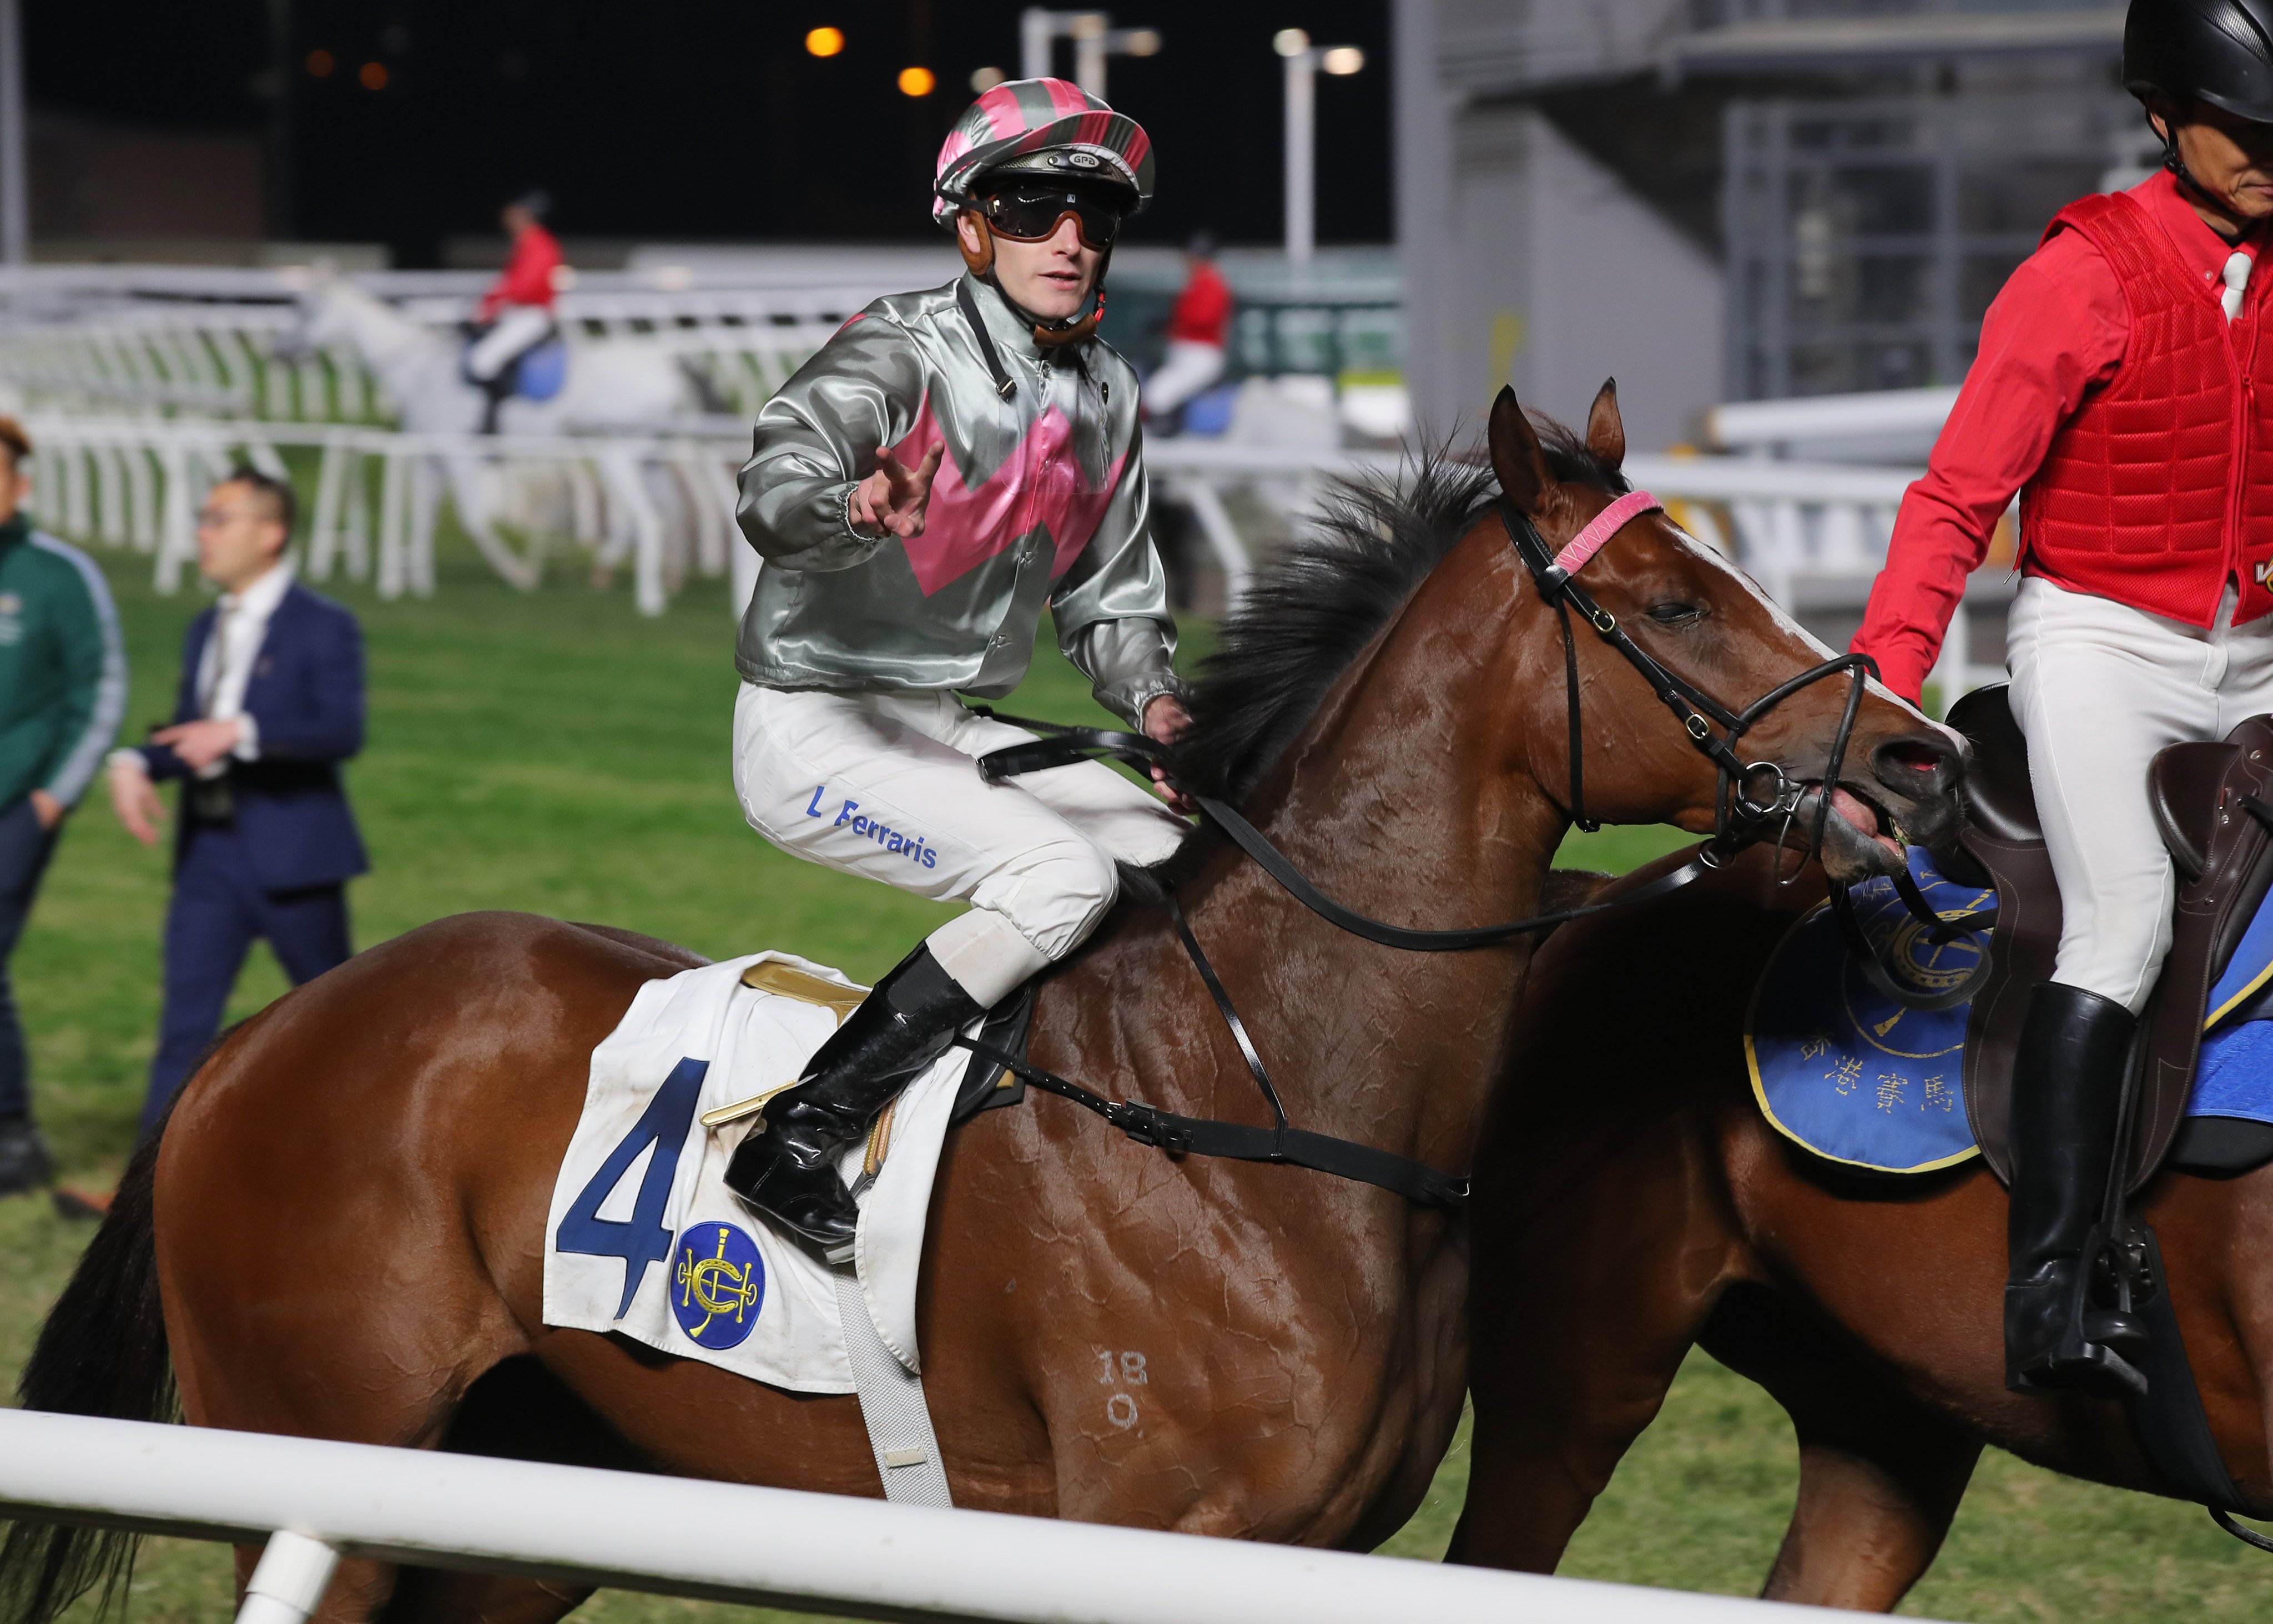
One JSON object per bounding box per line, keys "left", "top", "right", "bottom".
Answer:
{"left": 477, "top": 226, "right": 564, "bottom": 320}
{"left": 1849, "top": 229, "right": 2129, "bottom": 701}
{"left": 1167, "top": 267, "right": 1231, "bottom": 346}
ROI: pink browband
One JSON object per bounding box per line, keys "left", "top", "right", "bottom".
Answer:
{"left": 1552, "top": 489, "right": 1664, "bottom": 578}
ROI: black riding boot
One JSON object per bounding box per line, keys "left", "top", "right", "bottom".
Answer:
{"left": 2004, "top": 981, "right": 2149, "bottom": 1398}
{"left": 479, "top": 371, "right": 512, "bottom": 435}
{"left": 724, "top": 944, "right": 982, "bottom": 1251}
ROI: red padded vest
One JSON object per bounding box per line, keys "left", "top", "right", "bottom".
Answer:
{"left": 2023, "top": 190, "right": 2273, "bottom": 628}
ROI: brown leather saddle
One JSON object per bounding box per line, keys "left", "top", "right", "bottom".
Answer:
{"left": 1949, "top": 685, "right": 2273, "bottom": 1187}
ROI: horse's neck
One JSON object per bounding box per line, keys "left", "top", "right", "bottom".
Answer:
{"left": 1086, "top": 539, "right": 1559, "bottom": 1171}
{"left": 334, "top": 291, "right": 448, "bottom": 401}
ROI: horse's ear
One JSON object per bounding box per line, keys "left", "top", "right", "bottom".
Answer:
{"left": 1585, "top": 377, "right": 1625, "bottom": 472}
{"left": 1488, "top": 386, "right": 1552, "bottom": 515}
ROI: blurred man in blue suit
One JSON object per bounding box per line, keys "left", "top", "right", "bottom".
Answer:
{"left": 107, "top": 467, "right": 366, "bottom": 1133}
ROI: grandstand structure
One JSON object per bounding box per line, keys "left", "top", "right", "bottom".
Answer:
{"left": 1395, "top": 0, "right": 2133, "bottom": 447}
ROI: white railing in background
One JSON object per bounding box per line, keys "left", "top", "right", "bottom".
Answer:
{"left": 1708, "top": 385, "right": 1959, "bottom": 457}
{"left": 0, "top": 1410, "right": 1931, "bottom": 1624}
{"left": 0, "top": 300, "right": 844, "bottom": 426}
{"left": 18, "top": 415, "right": 1402, "bottom": 621}
{"left": 1695, "top": 386, "right": 2009, "bottom": 697}
{"left": 22, "top": 411, "right": 2014, "bottom": 697}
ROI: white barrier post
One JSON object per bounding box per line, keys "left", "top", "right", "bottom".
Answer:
{"left": 236, "top": 1531, "right": 342, "bottom": 1624}
{"left": 1167, "top": 476, "right": 1253, "bottom": 611}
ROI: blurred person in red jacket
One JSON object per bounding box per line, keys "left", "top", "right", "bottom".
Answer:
{"left": 464, "top": 190, "right": 564, "bottom": 432}
{"left": 1142, "top": 231, "right": 1231, "bottom": 429}
{"left": 1850, "top": 0, "right": 2273, "bottom": 1400}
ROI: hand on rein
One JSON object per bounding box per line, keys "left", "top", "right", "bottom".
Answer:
{"left": 1142, "top": 694, "right": 1196, "bottom": 814}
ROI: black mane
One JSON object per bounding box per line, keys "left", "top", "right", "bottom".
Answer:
{"left": 1172, "top": 421, "right": 1628, "bottom": 803}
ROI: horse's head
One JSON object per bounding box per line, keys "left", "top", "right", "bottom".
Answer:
{"left": 270, "top": 262, "right": 357, "bottom": 363}
{"left": 1486, "top": 380, "right": 1963, "bottom": 885}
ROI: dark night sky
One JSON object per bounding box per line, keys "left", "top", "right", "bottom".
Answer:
{"left": 31, "top": 1, "right": 1392, "bottom": 264}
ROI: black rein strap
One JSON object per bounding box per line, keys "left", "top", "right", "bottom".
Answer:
{"left": 965, "top": 705, "right": 1730, "bottom": 1216}
{"left": 974, "top": 715, "right": 1720, "bottom": 950}
{"left": 955, "top": 484, "right": 1981, "bottom": 1203}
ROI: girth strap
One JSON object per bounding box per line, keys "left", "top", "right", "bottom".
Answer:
{"left": 950, "top": 1032, "right": 1469, "bottom": 1211}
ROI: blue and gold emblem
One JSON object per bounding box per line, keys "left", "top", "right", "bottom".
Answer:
{"left": 670, "top": 1219, "right": 765, "bottom": 1350}
{"left": 1746, "top": 846, "right": 1989, "bottom": 1173}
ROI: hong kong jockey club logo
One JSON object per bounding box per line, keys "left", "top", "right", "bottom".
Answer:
{"left": 671, "top": 1220, "right": 765, "bottom": 1350}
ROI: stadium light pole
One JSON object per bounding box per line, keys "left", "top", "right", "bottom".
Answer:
{"left": 1021, "top": 9, "right": 1160, "bottom": 97}
{"left": 0, "top": 0, "right": 25, "bottom": 265}
{"left": 1276, "top": 30, "right": 1365, "bottom": 268}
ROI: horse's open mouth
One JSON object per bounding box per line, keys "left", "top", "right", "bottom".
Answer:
{"left": 1793, "top": 783, "right": 1908, "bottom": 878}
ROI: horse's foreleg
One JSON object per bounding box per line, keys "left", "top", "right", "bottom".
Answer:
{"left": 1448, "top": 1133, "right": 1736, "bottom": 1573}
{"left": 1700, "top": 1286, "right": 1979, "bottom": 1612}
{"left": 374, "top": 1571, "right": 593, "bottom": 1624}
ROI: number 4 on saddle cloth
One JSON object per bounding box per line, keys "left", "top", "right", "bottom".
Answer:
{"left": 1750, "top": 700, "right": 2273, "bottom": 1180}
{"left": 541, "top": 952, "right": 1025, "bottom": 1394}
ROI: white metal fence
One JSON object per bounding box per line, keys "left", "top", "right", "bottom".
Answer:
{"left": 0, "top": 295, "right": 843, "bottom": 426}
{"left": 0, "top": 1409, "right": 1934, "bottom": 1624}
{"left": 19, "top": 410, "right": 2014, "bottom": 693}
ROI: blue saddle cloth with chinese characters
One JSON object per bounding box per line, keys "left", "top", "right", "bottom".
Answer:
{"left": 1746, "top": 846, "right": 2273, "bottom": 1174}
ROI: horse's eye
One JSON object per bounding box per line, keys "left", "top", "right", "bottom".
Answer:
{"left": 1647, "top": 602, "right": 1705, "bottom": 627}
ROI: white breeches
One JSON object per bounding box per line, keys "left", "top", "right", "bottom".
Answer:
{"left": 467, "top": 304, "right": 552, "bottom": 381}
{"left": 732, "top": 684, "right": 1188, "bottom": 1006}
{"left": 1143, "top": 340, "right": 1227, "bottom": 417}
{"left": 2007, "top": 576, "right": 2273, "bottom": 1013}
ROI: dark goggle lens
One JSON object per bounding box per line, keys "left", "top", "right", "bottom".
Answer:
{"left": 983, "top": 187, "right": 1125, "bottom": 246}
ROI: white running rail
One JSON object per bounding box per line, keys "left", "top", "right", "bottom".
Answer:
{"left": 14, "top": 408, "right": 2007, "bottom": 695}
{"left": 0, "top": 1409, "right": 1939, "bottom": 1624}
{"left": 1708, "top": 386, "right": 1960, "bottom": 456}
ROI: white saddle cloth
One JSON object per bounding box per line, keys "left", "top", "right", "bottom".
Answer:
{"left": 541, "top": 952, "right": 965, "bottom": 1394}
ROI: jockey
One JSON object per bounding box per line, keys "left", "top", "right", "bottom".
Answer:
{"left": 1852, "top": 0, "right": 2273, "bottom": 1397}
{"left": 465, "top": 190, "right": 563, "bottom": 432}
{"left": 724, "top": 79, "right": 1190, "bottom": 1251}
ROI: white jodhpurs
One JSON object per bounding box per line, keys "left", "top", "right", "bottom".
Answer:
{"left": 732, "top": 684, "right": 1188, "bottom": 1006}
{"left": 2007, "top": 575, "right": 2273, "bottom": 1013}
{"left": 1142, "top": 340, "right": 1226, "bottom": 418}
{"left": 467, "top": 304, "right": 552, "bottom": 382}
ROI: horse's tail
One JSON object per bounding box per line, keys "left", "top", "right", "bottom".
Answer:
{"left": 0, "top": 1123, "right": 177, "bottom": 1624}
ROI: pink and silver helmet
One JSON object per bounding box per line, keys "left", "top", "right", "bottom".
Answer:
{"left": 932, "top": 77, "right": 1155, "bottom": 228}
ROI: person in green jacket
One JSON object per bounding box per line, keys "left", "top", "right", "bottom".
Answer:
{"left": 0, "top": 416, "right": 125, "bottom": 1194}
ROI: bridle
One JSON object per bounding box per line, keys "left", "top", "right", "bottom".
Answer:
{"left": 1502, "top": 488, "right": 1869, "bottom": 864}
{"left": 1504, "top": 488, "right": 1993, "bottom": 1006}
{"left": 961, "top": 484, "right": 1983, "bottom": 1213}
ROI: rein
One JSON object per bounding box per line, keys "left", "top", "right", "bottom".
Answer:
{"left": 1500, "top": 490, "right": 1992, "bottom": 1011}
{"left": 962, "top": 485, "right": 1980, "bottom": 1211}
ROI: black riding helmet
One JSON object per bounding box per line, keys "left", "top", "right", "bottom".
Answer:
{"left": 2125, "top": 0, "right": 2273, "bottom": 123}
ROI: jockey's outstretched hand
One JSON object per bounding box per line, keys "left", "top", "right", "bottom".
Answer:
{"left": 851, "top": 443, "right": 946, "bottom": 539}
{"left": 1143, "top": 694, "right": 1196, "bottom": 815}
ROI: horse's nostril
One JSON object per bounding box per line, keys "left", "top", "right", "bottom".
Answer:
{"left": 1886, "top": 743, "right": 1944, "bottom": 774}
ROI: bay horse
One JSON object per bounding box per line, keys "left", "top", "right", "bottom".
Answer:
{"left": 1447, "top": 843, "right": 2273, "bottom": 1610}
{"left": 3, "top": 385, "right": 1958, "bottom": 1624}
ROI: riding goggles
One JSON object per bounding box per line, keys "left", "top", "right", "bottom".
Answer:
{"left": 976, "top": 183, "right": 1130, "bottom": 249}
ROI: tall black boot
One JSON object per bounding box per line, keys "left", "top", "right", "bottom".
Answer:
{"left": 724, "top": 944, "right": 982, "bottom": 1251}
{"left": 479, "top": 371, "right": 512, "bottom": 435}
{"left": 2005, "top": 981, "right": 2149, "bottom": 1398}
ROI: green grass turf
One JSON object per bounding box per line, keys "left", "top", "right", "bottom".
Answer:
{"left": 1, "top": 529, "right": 2262, "bottom": 1621}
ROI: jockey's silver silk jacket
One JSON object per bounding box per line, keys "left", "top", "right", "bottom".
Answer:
{"left": 734, "top": 274, "right": 1179, "bottom": 725}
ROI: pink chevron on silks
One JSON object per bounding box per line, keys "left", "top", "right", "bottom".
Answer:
{"left": 884, "top": 396, "right": 1125, "bottom": 596}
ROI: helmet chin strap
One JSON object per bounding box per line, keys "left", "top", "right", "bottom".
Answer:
{"left": 957, "top": 211, "right": 1108, "bottom": 346}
